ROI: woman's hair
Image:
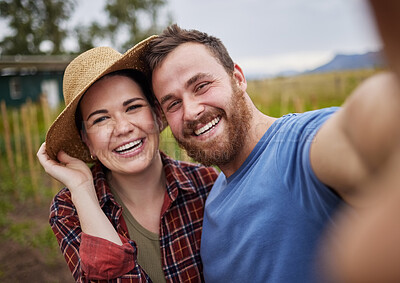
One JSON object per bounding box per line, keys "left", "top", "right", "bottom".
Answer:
{"left": 145, "top": 24, "right": 235, "bottom": 76}
{"left": 75, "top": 69, "right": 155, "bottom": 134}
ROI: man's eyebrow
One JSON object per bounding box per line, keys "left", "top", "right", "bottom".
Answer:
{"left": 160, "top": 73, "right": 211, "bottom": 107}
{"left": 160, "top": 94, "right": 174, "bottom": 106}
{"left": 185, "top": 73, "right": 209, "bottom": 89}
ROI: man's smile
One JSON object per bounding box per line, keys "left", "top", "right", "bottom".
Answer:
{"left": 194, "top": 116, "right": 221, "bottom": 136}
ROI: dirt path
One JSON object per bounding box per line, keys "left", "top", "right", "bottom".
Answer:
{"left": 0, "top": 200, "right": 73, "bottom": 282}
{"left": 0, "top": 240, "right": 73, "bottom": 282}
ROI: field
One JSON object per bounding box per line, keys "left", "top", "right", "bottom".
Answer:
{"left": 0, "top": 68, "right": 381, "bottom": 282}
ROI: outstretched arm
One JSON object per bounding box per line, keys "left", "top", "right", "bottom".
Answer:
{"left": 311, "top": 70, "right": 400, "bottom": 205}
{"left": 321, "top": 150, "right": 400, "bottom": 283}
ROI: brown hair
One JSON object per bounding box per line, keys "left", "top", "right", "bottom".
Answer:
{"left": 145, "top": 24, "right": 234, "bottom": 76}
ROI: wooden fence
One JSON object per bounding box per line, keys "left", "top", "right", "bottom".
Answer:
{"left": 0, "top": 96, "right": 61, "bottom": 203}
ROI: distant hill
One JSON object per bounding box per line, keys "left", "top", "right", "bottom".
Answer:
{"left": 247, "top": 50, "right": 386, "bottom": 80}
{"left": 306, "top": 50, "right": 385, "bottom": 74}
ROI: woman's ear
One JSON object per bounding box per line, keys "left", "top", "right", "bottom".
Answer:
{"left": 154, "top": 100, "right": 168, "bottom": 131}
{"left": 81, "top": 129, "right": 96, "bottom": 159}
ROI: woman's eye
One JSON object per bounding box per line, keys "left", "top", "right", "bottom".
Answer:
{"left": 92, "top": 116, "right": 108, "bottom": 125}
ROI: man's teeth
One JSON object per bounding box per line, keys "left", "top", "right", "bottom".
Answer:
{"left": 194, "top": 117, "right": 221, "bottom": 136}
{"left": 115, "top": 140, "right": 142, "bottom": 153}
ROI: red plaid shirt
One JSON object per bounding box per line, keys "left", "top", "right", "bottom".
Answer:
{"left": 49, "top": 152, "right": 218, "bottom": 282}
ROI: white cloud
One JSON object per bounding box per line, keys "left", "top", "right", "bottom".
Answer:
{"left": 237, "top": 51, "right": 334, "bottom": 76}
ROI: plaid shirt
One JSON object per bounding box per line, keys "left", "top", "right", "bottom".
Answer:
{"left": 49, "top": 152, "right": 218, "bottom": 283}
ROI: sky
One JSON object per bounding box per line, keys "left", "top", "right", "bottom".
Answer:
{"left": 1, "top": 0, "right": 382, "bottom": 77}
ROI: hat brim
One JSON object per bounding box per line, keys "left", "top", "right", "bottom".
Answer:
{"left": 45, "top": 35, "right": 158, "bottom": 163}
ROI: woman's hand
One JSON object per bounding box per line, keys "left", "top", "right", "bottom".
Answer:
{"left": 38, "top": 142, "right": 123, "bottom": 246}
{"left": 37, "top": 142, "right": 93, "bottom": 193}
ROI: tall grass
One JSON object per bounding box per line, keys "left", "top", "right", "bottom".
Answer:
{"left": 247, "top": 68, "right": 379, "bottom": 116}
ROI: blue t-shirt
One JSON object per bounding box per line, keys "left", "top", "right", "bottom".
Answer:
{"left": 201, "top": 108, "right": 343, "bottom": 283}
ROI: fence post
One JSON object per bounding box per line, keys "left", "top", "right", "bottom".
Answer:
{"left": 12, "top": 109, "right": 23, "bottom": 170}
{"left": 21, "top": 104, "right": 40, "bottom": 204}
{"left": 0, "top": 100, "right": 16, "bottom": 186}
{"left": 40, "top": 95, "right": 61, "bottom": 194}
{"left": 27, "top": 99, "right": 40, "bottom": 169}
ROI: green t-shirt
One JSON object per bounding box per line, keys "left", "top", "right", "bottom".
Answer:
{"left": 111, "top": 188, "right": 166, "bottom": 283}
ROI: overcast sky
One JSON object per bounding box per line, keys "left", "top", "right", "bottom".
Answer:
{"left": 1, "top": 0, "right": 382, "bottom": 77}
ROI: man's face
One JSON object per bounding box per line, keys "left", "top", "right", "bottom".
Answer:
{"left": 152, "top": 42, "right": 251, "bottom": 166}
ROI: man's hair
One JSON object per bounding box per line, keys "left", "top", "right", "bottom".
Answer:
{"left": 145, "top": 24, "right": 235, "bottom": 76}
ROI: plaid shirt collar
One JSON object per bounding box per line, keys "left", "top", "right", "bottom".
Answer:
{"left": 91, "top": 151, "right": 197, "bottom": 208}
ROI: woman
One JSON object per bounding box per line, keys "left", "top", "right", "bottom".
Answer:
{"left": 37, "top": 38, "right": 218, "bottom": 282}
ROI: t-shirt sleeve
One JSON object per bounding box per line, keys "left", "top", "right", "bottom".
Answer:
{"left": 275, "top": 108, "right": 342, "bottom": 222}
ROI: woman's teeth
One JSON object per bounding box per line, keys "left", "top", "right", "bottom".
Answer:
{"left": 114, "top": 140, "right": 142, "bottom": 153}
{"left": 194, "top": 116, "right": 221, "bottom": 136}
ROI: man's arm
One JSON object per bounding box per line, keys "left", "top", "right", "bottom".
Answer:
{"left": 321, "top": 150, "right": 400, "bottom": 283}
{"left": 310, "top": 71, "right": 400, "bottom": 206}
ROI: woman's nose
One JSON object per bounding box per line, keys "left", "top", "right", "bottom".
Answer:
{"left": 113, "top": 115, "right": 134, "bottom": 136}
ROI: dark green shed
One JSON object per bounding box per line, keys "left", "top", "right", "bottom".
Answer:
{"left": 0, "top": 55, "right": 74, "bottom": 108}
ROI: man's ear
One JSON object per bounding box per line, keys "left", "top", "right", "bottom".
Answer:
{"left": 233, "top": 63, "right": 247, "bottom": 90}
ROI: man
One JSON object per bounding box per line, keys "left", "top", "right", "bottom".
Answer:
{"left": 144, "top": 1, "right": 400, "bottom": 281}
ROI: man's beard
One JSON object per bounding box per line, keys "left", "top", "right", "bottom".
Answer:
{"left": 175, "top": 81, "right": 252, "bottom": 167}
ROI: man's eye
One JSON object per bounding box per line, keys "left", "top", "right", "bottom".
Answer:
{"left": 167, "top": 100, "right": 181, "bottom": 112}
{"left": 195, "top": 82, "right": 210, "bottom": 92}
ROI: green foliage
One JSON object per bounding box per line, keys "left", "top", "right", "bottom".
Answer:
{"left": 75, "top": 0, "right": 169, "bottom": 52}
{"left": 0, "top": 0, "right": 76, "bottom": 55}
{"left": 0, "top": 0, "right": 170, "bottom": 55}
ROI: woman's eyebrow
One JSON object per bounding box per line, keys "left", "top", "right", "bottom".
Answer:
{"left": 86, "top": 98, "right": 146, "bottom": 120}
{"left": 86, "top": 109, "right": 108, "bottom": 121}
{"left": 123, "top": 97, "right": 144, "bottom": 106}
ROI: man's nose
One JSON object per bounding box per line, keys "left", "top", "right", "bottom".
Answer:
{"left": 182, "top": 97, "right": 205, "bottom": 121}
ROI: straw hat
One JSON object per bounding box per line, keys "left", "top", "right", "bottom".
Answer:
{"left": 45, "top": 35, "right": 158, "bottom": 163}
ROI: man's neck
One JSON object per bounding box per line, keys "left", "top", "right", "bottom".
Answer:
{"left": 219, "top": 112, "right": 277, "bottom": 178}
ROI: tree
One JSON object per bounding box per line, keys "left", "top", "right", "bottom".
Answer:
{"left": 0, "top": 0, "right": 171, "bottom": 55}
{"left": 75, "top": 0, "right": 169, "bottom": 53}
{"left": 0, "top": 0, "right": 76, "bottom": 55}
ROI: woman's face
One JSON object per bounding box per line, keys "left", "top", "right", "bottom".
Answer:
{"left": 80, "top": 75, "right": 161, "bottom": 175}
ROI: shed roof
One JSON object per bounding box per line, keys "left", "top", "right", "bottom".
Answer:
{"left": 0, "top": 54, "right": 75, "bottom": 75}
